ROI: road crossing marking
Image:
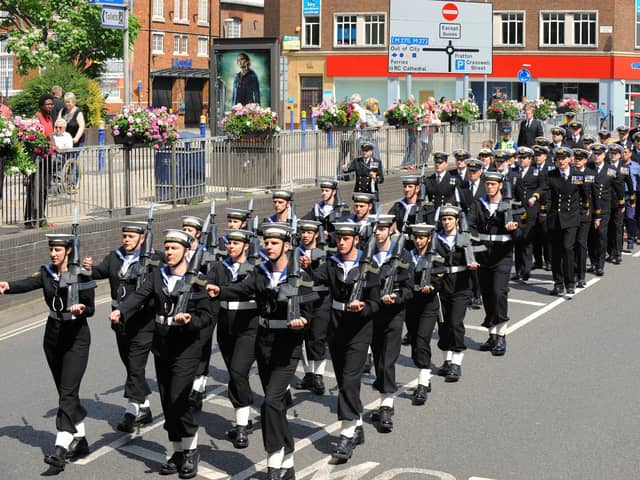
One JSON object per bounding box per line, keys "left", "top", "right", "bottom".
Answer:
{"left": 507, "top": 298, "right": 546, "bottom": 307}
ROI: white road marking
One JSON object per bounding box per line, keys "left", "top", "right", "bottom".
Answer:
{"left": 465, "top": 325, "right": 488, "bottom": 332}
{"left": 371, "top": 467, "right": 456, "bottom": 480}
{"left": 507, "top": 277, "right": 602, "bottom": 335}
{"left": 469, "top": 477, "right": 497, "bottom": 480}
{"left": 507, "top": 298, "right": 546, "bottom": 307}
{"left": 119, "top": 444, "right": 228, "bottom": 479}
{"left": 230, "top": 380, "right": 419, "bottom": 480}
{"left": 633, "top": 249, "right": 640, "bottom": 257}
{"left": 295, "top": 459, "right": 380, "bottom": 479}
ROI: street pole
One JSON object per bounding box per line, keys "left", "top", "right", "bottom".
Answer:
{"left": 123, "top": 0, "right": 130, "bottom": 105}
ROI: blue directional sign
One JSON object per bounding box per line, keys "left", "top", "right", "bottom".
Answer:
{"left": 517, "top": 68, "right": 531, "bottom": 83}
{"left": 88, "top": 0, "right": 126, "bottom": 6}
{"left": 101, "top": 6, "right": 127, "bottom": 29}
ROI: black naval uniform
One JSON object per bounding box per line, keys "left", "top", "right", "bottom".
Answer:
{"left": 207, "top": 256, "right": 259, "bottom": 445}
{"left": 606, "top": 161, "right": 633, "bottom": 262}
{"left": 513, "top": 166, "right": 546, "bottom": 278}
{"left": 344, "top": 156, "right": 385, "bottom": 196}
{"left": 6, "top": 264, "right": 95, "bottom": 459}
{"left": 532, "top": 161, "right": 555, "bottom": 269}
{"left": 117, "top": 266, "right": 213, "bottom": 462}
{"left": 91, "top": 247, "right": 156, "bottom": 418}
{"left": 419, "top": 171, "right": 463, "bottom": 224}
{"left": 217, "top": 261, "right": 314, "bottom": 466}
{"left": 370, "top": 242, "right": 414, "bottom": 427}
{"left": 311, "top": 250, "right": 380, "bottom": 446}
{"left": 545, "top": 167, "right": 590, "bottom": 292}
{"left": 574, "top": 166, "right": 596, "bottom": 285}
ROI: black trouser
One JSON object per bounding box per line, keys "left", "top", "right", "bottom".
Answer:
{"left": 371, "top": 306, "right": 404, "bottom": 394}
{"left": 303, "top": 296, "right": 330, "bottom": 361}
{"left": 194, "top": 315, "right": 217, "bottom": 379}
{"left": 437, "top": 289, "right": 470, "bottom": 352}
{"left": 532, "top": 218, "right": 552, "bottom": 266}
{"left": 328, "top": 314, "right": 373, "bottom": 421}
{"left": 575, "top": 219, "right": 591, "bottom": 281}
{"left": 551, "top": 226, "right": 578, "bottom": 288}
{"left": 607, "top": 207, "right": 624, "bottom": 258}
{"left": 154, "top": 333, "right": 200, "bottom": 442}
{"left": 478, "top": 253, "right": 512, "bottom": 328}
{"left": 406, "top": 293, "right": 440, "bottom": 370}
{"left": 515, "top": 225, "right": 535, "bottom": 276}
{"left": 256, "top": 327, "right": 301, "bottom": 455}
{"left": 25, "top": 158, "right": 53, "bottom": 225}
{"left": 589, "top": 216, "right": 610, "bottom": 271}
{"left": 43, "top": 317, "right": 90, "bottom": 434}
{"left": 625, "top": 203, "right": 637, "bottom": 242}
{"left": 113, "top": 312, "right": 154, "bottom": 403}
{"left": 217, "top": 311, "right": 259, "bottom": 409}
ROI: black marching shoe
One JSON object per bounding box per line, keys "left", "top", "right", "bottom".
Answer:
{"left": 491, "top": 336, "right": 507, "bottom": 356}
{"left": 576, "top": 280, "right": 587, "bottom": 288}
{"left": 281, "top": 466, "right": 295, "bottom": 480}
{"left": 470, "top": 296, "right": 483, "bottom": 310}
{"left": 44, "top": 446, "right": 68, "bottom": 470}
{"left": 401, "top": 333, "right": 412, "bottom": 345}
{"left": 159, "top": 451, "right": 184, "bottom": 475}
{"left": 353, "top": 425, "right": 365, "bottom": 446}
{"left": 479, "top": 334, "right": 498, "bottom": 352}
{"left": 66, "top": 436, "right": 90, "bottom": 461}
{"left": 226, "top": 424, "right": 249, "bottom": 449}
{"left": 332, "top": 435, "right": 354, "bottom": 461}
{"left": 376, "top": 406, "right": 393, "bottom": 433}
{"left": 613, "top": 256, "right": 622, "bottom": 265}
{"left": 437, "top": 361, "right": 451, "bottom": 377}
{"left": 550, "top": 285, "right": 564, "bottom": 296}
{"left": 511, "top": 273, "right": 521, "bottom": 281}
{"left": 188, "top": 391, "right": 204, "bottom": 412}
{"left": 445, "top": 364, "right": 461, "bottom": 382}
{"left": 521, "top": 272, "right": 530, "bottom": 281}
{"left": 595, "top": 269, "right": 604, "bottom": 277}
{"left": 294, "top": 373, "right": 314, "bottom": 391}
{"left": 179, "top": 449, "right": 200, "bottom": 479}
{"left": 544, "top": 262, "right": 552, "bottom": 271}
{"left": 412, "top": 384, "right": 429, "bottom": 406}
{"left": 370, "top": 406, "right": 394, "bottom": 421}
{"left": 606, "top": 255, "right": 614, "bottom": 263}
{"left": 117, "top": 407, "right": 153, "bottom": 433}
{"left": 566, "top": 287, "right": 576, "bottom": 296}
{"left": 312, "top": 374, "right": 325, "bottom": 395}
{"left": 267, "top": 467, "right": 281, "bottom": 480}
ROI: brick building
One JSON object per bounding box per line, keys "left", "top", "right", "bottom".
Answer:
{"left": 265, "top": 0, "right": 640, "bottom": 127}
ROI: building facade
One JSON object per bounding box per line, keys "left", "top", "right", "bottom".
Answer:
{"left": 265, "top": 0, "right": 640, "bottom": 127}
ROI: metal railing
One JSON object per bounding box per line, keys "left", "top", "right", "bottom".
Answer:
{"left": 0, "top": 116, "right": 603, "bottom": 227}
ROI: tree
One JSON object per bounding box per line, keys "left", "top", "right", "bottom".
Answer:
{"left": 0, "top": 0, "right": 140, "bottom": 77}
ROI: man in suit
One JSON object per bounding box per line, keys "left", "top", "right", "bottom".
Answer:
{"left": 517, "top": 106, "right": 544, "bottom": 148}
{"left": 545, "top": 147, "right": 590, "bottom": 296}
{"left": 565, "top": 121, "right": 585, "bottom": 150}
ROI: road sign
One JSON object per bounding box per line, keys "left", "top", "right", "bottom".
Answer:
{"left": 88, "top": 0, "right": 125, "bottom": 6}
{"left": 517, "top": 68, "right": 531, "bottom": 83}
{"left": 442, "top": 3, "right": 459, "bottom": 21}
{"left": 101, "top": 6, "right": 126, "bottom": 29}
{"left": 388, "top": 0, "right": 492, "bottom": 75}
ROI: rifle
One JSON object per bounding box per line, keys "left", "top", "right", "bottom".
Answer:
{"left": 247, "top": 216, "right": 262, "bottom": 264}
{"left": 173, "top": 227, "right": 209, "bottom": 315}
{"left": 205, "top": 200, "right": 218, "bottom": 259}
{"left": 247, "top": 198, "right": 254, "bottom": 225}
{"left": 500, "top": 178, "right": 524, "bottom": 226}
{"left": 348, "top": 205, "right": 382, "bottom": 304}
{"left": 381, "top": 206, "right": 413, "bottom": 298}
{"left": 458, "top": 211, "right": 486, "bottom": 266}
{"left": 416, "top": 232, "right": 442, "bottom": 291}
{"left": 280, "top": 210, "right": 303, "bottom": 324}
{"left": 334, "top": 176, "right": 350, "bottom": 221}
{"left": 60, "top": 209, "right": 96, "bottom": 307}
{"left": 417, "top": 163, "right": 427, "bottom": 205}
{"left": 137, "top": 204, "right": 159, "bottom": 288}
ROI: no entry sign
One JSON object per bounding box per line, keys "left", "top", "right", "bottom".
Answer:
{"left": 442, "top": 3, "right": 459, "bottom": 21}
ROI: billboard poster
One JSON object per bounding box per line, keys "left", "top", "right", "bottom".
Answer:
{"left": 211, "top": 38, "right": 280, "bottom": 135}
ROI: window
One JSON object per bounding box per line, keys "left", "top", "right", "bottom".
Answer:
{"left": 198, "top": 0, "right": 208, "bottom": 26}
{"left": 0, "top": 39, "right": 13, "bottom": 95}
{"left": 540, "top": 11, "right": 597, "bottom": 47}
{"left": 174, "top": 35, "right": 188, "bottom": 55}
{"left": 494, "top": 12, "right": 524, "bottom": 46}
{"left": 334, "top": 13, "right": 386, "bottom": 47}
{"left": 304, "top": 15, "right": 320, "bottom": 47}
{"left": 574, "top": 12, "right": 596, "bottom": 46}
{"left": 174, "top": 0, "right": 188, "bottom": 23}
{"left": 198, "top": 37, "right": 208, "bottom": 57}
{"left": 336, "top": 15, "right": 357, "bottom": 45}
{"left": 152, "top": 33, "right": 164, "bottom": 53}
{"left": 224, "top": 18, "right": 241, "bottom": 38}
{"left": 152, "top": 0, "right": 164, "bottom": 21}
{"left": 364, "top": 15, "right": 385, "bottom": 46}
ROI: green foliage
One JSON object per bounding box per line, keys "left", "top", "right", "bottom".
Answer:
{"left": 9, "top": 63, "right": 105, "bottom": 127}
{"left": 0, "top": 0, "right": 140, "bottom": 77}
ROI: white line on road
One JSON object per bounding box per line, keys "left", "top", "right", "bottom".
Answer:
{"left": 506, "top": 277, "right": 602, "bottom": 335}
{"left": 633, "top": 249, "right": 640, "bottom": 257}
{"left": 507, "top": 298, "right": 547, "bottom": 307}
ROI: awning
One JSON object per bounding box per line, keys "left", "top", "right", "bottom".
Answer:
{"left": 150, "top": 68, "right": 210, "bottom": 79}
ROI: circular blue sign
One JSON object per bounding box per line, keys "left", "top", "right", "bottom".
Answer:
{"left": 517, "top": 68, "right": 531, "bottom": 83}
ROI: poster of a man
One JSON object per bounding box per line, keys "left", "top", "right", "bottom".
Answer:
{"left": 232, "top": 53, "right": 260, "bottom": 105}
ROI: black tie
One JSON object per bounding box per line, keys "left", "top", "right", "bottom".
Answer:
{"left": 527, "top": 120, "right": 531, "bottom": 129}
